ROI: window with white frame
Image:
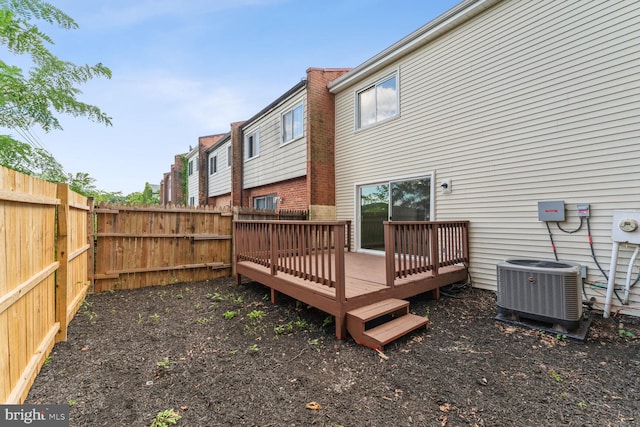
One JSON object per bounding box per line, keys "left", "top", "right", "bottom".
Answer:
{"left": 282, "top": 104, "right": 303, "bottom": 144}
{"left": 227, "top": 144, "right": 232, "bottom": 167}
{"left": 189, "top": 196, "right": 195, "bottom": 206}
{"left": 253, "top": 194, "right": 277, "bottom": 210}
{"left": 356, "top": 73, "right": 398, "bottom": 129}
{"left": 188, "top": 160, "right": 193, "bottom": 176}
{"left": 245, "top": 131, "right": 259, "bottom": 160}
{"left": 210, "top": 155, "right": 217, "bottom": 175}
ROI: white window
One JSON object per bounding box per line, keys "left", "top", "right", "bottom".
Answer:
{"left": 357, "top": 73, "right": 398, "bottom": 129}
{"left": 189, "top": 196, "right": 195, "bottom": 206}
{"left": 253, "top": 194, "right": 277, "bottom": 210}
{"left": 282, "top": 104, "right": 303, "bottom": 144}
{"left": 227, "top": 144, "right": 232, "bottom": 167}
{"left": 188, "top": 160, "right": 194, "bottom": 176}
{"left": 245, "top": 131, "right": 259, "bottom": 160}
{"left": 210, "top": 156, "right": 217, "bottom": 175}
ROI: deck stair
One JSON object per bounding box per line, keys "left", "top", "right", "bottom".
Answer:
{"left": 346, "top": 298, "right": 429, "bottom": 350}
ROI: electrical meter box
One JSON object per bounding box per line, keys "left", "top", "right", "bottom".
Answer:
{"left": 538, "top": 200, "right": 565, "bottom": 222}
{"left": 612, "top": 210, "right": 640, "bottom": 244}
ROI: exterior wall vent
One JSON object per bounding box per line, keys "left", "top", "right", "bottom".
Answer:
{"left": 496, "top": 259, "right": 582, "bottom": 330}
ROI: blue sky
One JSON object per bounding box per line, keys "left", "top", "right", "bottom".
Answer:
{"left": 23, "top": 0, "right": 461, "bottom": 195}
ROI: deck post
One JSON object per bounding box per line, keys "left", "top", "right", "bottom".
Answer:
{"left": 334, "top": 223, "right": 347, "bottom": 339}
{"left": 430, "top": 223, "right": 439, "bottom": 277}
{"left": 334, "top": 224, "right": 346, "bottom": 303}
{"left": 384, "top": 222, "right": 395, "bottom": 287}
{"left": 269, "top": 222, "right": 277, "bottom": 276}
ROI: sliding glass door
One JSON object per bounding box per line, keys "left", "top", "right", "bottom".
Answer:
{"left": 359, "top": 176, "right": 431, "bottom": 251}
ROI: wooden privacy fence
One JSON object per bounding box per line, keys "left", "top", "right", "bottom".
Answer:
{"left": 0, "top": 167, "right": 91, "bottom": 404}
{"left": 94, "top": 204, "right": 232, "bottom": 292}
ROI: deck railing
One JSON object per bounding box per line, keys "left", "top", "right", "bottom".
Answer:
{"left": 384, "top": 221, "right": 469, "bottom": 286}
{"left": 235, "top": 219, "right": 467, "bottom": 295}
{"left": 234, "top": 220, "right": 351, "bottom": 301}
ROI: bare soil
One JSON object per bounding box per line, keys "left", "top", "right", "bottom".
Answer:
{"left": 27, "top": 278, "right": 639, "bottom": 426}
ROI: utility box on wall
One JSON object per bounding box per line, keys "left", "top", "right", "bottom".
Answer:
{"left": 538, "top": 200, "right": 565, "bottom": 222}
{"left": 612, "top": 210, "right": 640, "bottom": 244}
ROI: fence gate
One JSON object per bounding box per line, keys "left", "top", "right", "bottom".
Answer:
{"left": 94, "top": 204, "right": 233, "bottom": 292}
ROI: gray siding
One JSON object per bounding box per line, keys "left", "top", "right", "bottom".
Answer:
{"left": 334, "top": 0, "right": 640, "bottom": 316}
{"left": 208, "top": 141, "right": 231, "bottom": 197}
{"left": 243, "top": 91, "right": 307, "bottom": 189}
{"left": 186, "top": 150, "right": 199, "bottom": 206}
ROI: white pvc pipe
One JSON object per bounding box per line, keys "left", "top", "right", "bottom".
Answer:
{"left": 623, "top": 245, "right": 640, "bottom": 305}
{"left": 603, "top": 241, "right": 620, "bottom": 318}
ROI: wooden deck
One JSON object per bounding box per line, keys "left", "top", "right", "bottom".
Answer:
{"left": 234, "top": 220, "right": 469, "bottom": 342}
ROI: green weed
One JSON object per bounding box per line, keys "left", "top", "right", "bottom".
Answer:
{"left": 550, "top": 370, "right": 563, "bottom": 382}
{"left": 247, "top": 310, "right": 266, "bottom": 321}
{"left": 150, "top": 408, "right": 181, "bottom": 427}
{"left": 619, "top": 329, "right": 634, "bottom": 338}
{"left": 156, "top": 357, "right": 175, "bottom": 371}
{"left": 222, "top": 310, "right": 238, "bottom": 320}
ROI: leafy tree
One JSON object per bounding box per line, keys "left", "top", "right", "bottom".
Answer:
{"left": 0, "top": 0, "right": 112, "bottom": 194}
{"left": 0, "top": 0, "right": 112, "bottom": 134}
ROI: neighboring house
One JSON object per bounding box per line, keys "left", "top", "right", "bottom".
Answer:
{"left": 206, "top": 132, "right": 233, "bottom": 209}
{"left": 185, "top": 146, "right": 199, "bottom": 206}
{"left": 234, "top": 68, "right": 350, "bottom": 219}
{"left": 197, "top": 134, "right": 226, "bottom": 206}
{"left": 328, "top": 0, "right": 640, "bottom": 316}
{"left": 185, "top": 133, "right": 224, "bottom": 207}
{"left": 160, "top": 154, "right": 187, "bottom": 205}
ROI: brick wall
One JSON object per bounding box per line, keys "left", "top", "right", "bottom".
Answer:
{"left": 231, "top": 121, "right": 245, "bottom": 207}
{"left": 207, "top": 193, "right": 232, "bottom": 211}
{"left": 306, "top": 68, "right": 351, "bottom": 211}
{"left": 170, "top": 154, "right": 186, "bottom": 205}
{"left": 243, "top": 176, "right": 308, "bottom": 211}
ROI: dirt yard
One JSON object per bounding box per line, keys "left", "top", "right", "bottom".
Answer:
{"left": 27, "top": 277, "right": 639, "bottom": 426}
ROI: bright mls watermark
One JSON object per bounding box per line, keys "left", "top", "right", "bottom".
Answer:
{"left": 1, "top": 405, "right": 68, "bottom": 426}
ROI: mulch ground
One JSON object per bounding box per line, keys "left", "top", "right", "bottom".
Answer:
{"left": 27, "top": 277, "right": 640, "bottom": 427}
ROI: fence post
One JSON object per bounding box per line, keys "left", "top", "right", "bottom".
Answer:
{"left": 87, "top": 198, "right": 95, "bottom": 292}
{"left": 55, "top": 183, "right": 70, "bottom": 342}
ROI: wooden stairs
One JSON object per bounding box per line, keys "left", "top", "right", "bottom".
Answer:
{"left": 346, "top": 298, "right": 429, "bottom": 350}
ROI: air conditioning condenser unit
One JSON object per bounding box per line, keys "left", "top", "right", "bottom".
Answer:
{"left": 496, "top": 259, "right": 583, "bottom": 331}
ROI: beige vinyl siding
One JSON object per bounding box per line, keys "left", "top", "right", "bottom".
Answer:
{"left": 208, "top": 141, "right": 231, "bottom": 197}
{"left": 186, "top": 151, "right": 199, "bottom": 206}
{"left": 243, "top": 91, "right": 307, "bottom": 189}
{"left": 334, "top": 0, "right": 640, "bottom": 316}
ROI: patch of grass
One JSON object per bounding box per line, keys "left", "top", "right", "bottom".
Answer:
{"left": 248, "top": 344, "right": 259, "bottom": 353}
{"left": 44, "top": 355, "right": 52, "bottom": 366}
{"left": 150, "top": 313, "right": 160, "bottom": 321}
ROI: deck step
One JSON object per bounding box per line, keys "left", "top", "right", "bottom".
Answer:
{"left": 347, "top": 298, "right": 409, "bottom": 322}
{"left": 346, "top": 299, "right": 428, "bottom": 350}
{"left": 362, "top": 314, "right": 429, "bottom": 349}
